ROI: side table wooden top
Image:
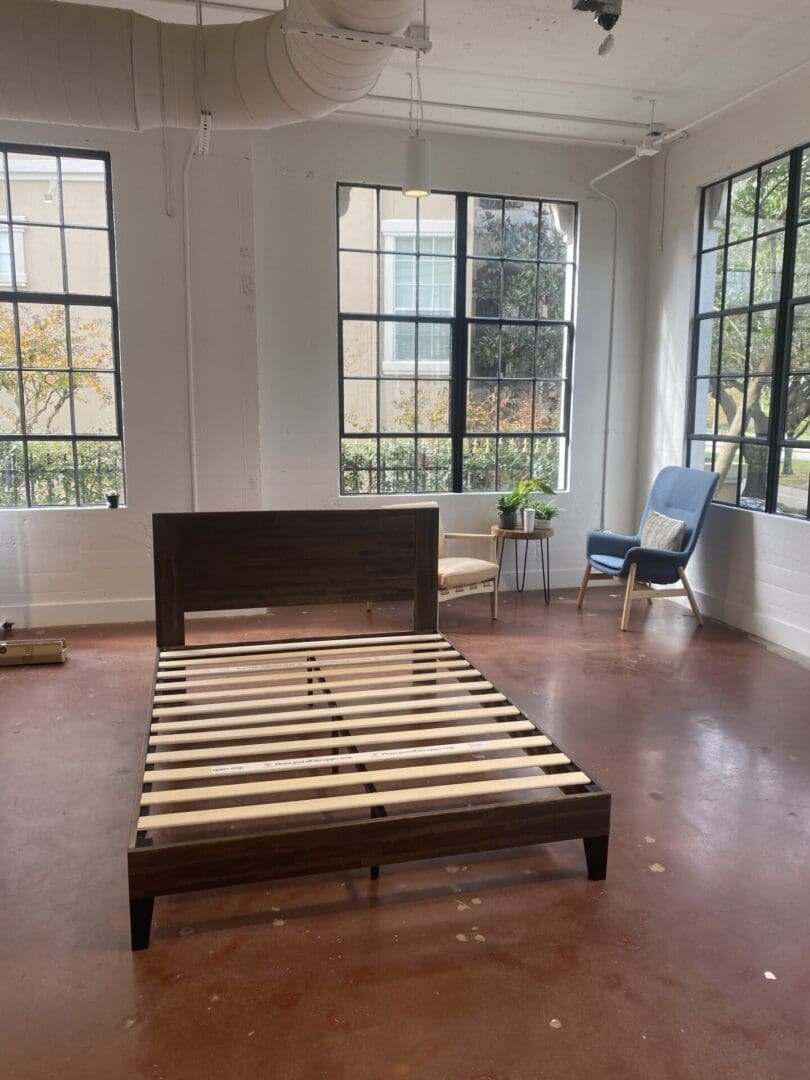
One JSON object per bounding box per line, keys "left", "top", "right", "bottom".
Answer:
{"left": 490, "top": 524, "right": 554, "bottom": 540}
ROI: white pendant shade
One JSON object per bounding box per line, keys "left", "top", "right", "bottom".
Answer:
{"left": 403, "top": 133, "right": 432, "bottom": 198}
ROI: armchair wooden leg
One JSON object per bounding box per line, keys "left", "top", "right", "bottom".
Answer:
{"left": 576, "top": 563, "right": 591, "bottom": 609}
{"left": 678, "top": 567, "right": 704, "bottom": 627}
{"left": 620, "top": 563, "right": 637, "bottom": 631}
{"left": 489, "top": 583, "right": 498, "bottom": 620}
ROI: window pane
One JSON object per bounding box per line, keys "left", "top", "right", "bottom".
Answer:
{"left": 0, "top": 157, "right": 7, "bottom": 221}
{"left": 790, "top": 305, "right": 810, "bottom": 372}
{"left": 727, "top": 170, "right": 757, "bottom": 242}
{"left": 23, "top": 226, "right": 65, "bottom": 292}
{"left": 743, "top": 377, "right": 772, "bottom": 437}
{"left": 380, "top": 189, "right": 416, "bottom": 232}
{"left": 22, "top": 371, "right": 72, "bottom": 434}
{"left": 342, "top": 320, "right": 377, "bottom": 377}
{"left": 73, "top": 372, "right": 117, "bottom": 435}
{"left": 716, "top": 378, "right": 745, "bottom": 436}
{"left": 342, "top": 380, "right": 377, "bottom": 433}
{"left": 64, "top": 228, "right": 111, "bottom": 295}
{"left": 536, "top": 325, "right": 567, "bottom": 377}
{"left": 69, "top": 306, "right": 114, "bottom": 370}
{"left": 417, "top": 381, "right": 449, "bottom": 433}
{"left": 18, "top": 303, "right": 68, "bottom": 368}
{"left": 534, "top": 381, "right": 563, "bottom": 431}
{"left": 468, "top": 197, "right": 502, "bottom": 257}
{"left": 0, "top": 302, "right": 17, "bottom": 366}
{"left": 418, "top": 322, "right": 451, "bottom": 375}
{"left": 503, "top": 200, "right": 538, "bottom": 259}
{"left": 466, "top": 380, "right": 498, "bottom": 432}
{"left": 702, "top": 181, "right": 728, "bottom": 248}
{"left": 688, "top": 438, "right": 713, "bottom": 472}
{"left": 503, "top": 261, "right": 537, "bottom": 319}
{"left": 416, "top": 437, "right": 451, "bottom": 492}
{"left": 341, "top": 438, "right": 377, "bottom": 493}
{"left": 695, "top": 318, "right": 721, "bottom": 376}
{"left": 800, "top": 149, "right": 810, "bottom": 223}
{"left": 532, "top": 436, "right": 562, "bottom": 489}
{"left": 76, "top": 439, "right": 124, "bottom": 505}
{"left": 469, "top": 260, "right": 502, "bottom": 317}
{"left": 0, "top": 372, "right": 22, "bottom": 434}
{"left": 714, "top": 444, "right": 741, "bottom": 504}
{"left": 698, "top": 248, "right": 724, "bottom": 312}
{"left": 693, "top": 378, "right": 717, "bottom": 435}
{"left": 537, "top": 263, "right": 569, "bottom": 320}
{"left": 380, "top": 437, "right": 415, "bottom": 493}
{"left": 418, "top": 256, "right": 454, "bottom": 314}
{"left": 383, "top": 252, "right": 415, "bottom": 314}
{"left": 793, "top": 223, "right": 810, "bottom": 298}
{"left": 380, "top": 380, "right": 415, "bottom": 432}
{"left": 462, "top": 436, "right": 496, "bottom": 491}
{"left": 739, "top": 443, "right": 769, "bottom": 510}
{"left": 784, "top": 375, "right": 810, "bottom": 440}
{"left": 724, "top": 240, "right": 753, "bottom": 308}
{"left": 28, "top": 440, "right": 76, "bottom": 506}
{"left": 540, "top": 203, "right": 575, "bottom": 262}
{"left": 0, "top": 225, "right": 12, "bottom": 285}
{"left": 498, "top": 380, "right": 533, "bottom": 432}
{"left": 496, "top": 436, "right": 531, "bottom": 491}
{"left": 776, "top": 446, "right": 810, "bottom": 518}
{"left": 468, "top": 323, "right": 499, "bottom": 377}
{"left": 340, "top": 251, "right": 378, "bottom": 313}
{"left": 338, "top": 186, "right": 377, "bottom": 251}
{"left": 0, "top": 440, "right": 25, "bottom": 506}
{"left": 758, "top": 157, "right": 790, "bottom": 232}
{"left": 753, "top": 231, "right": 784, "bottom": 304}
{"left": 500, "top": 324, "right": 535, "bottom": 377}
{"left": 418, "top": 193, "right": 456, "bottom": 251}
{"left": 381, "top": 320, "right": 413, "bottom": 373}
{"left": 720, "top": 313, "right": 747, "bottom": 375}
{"left": 61, "top": 157, "right": 108, "bottom": 227}
{"left": 750, "top": 309, "right": 777, "bottom": 374}
{"left": 8, "top": 153, "right": 60, "bottom": 224}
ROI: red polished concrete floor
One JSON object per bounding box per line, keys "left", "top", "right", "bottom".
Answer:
{"left": 1, "top": 589, "right": 809, "bottom": 1080}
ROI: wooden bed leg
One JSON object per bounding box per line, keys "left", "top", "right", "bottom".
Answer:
{"left": 583, "top": 835, "right": 609, "bottom": 880}
{"left": 370, "top": 865, "right": 380, "bottom": 881}
{"left": 129, "top": 895, "right": 154, "bottom": 952}
{"left": 576, "top": 563, "right": 591, "bottom": 609}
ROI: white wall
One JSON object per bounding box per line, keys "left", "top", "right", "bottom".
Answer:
{"left": 638, "top": 65, "right": 810, "bottom": 657}
{"left": 252, "top": 120, "right": 651, "bottom": 590}
{"left": 0, "top": 123, "right": 260, "bottom": 627}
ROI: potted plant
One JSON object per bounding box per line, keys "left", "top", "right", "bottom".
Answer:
{"left": 496, "top": 492, "right": 522, "bottom": 529}
{"left": 527, "top": 499, "right": 561, "bottom": 522}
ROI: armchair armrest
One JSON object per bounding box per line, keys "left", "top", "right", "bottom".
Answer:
{"left": 621, "top": 546, "right": 688, "bottom": 585}
{"left": 445, "top": 532, "right": 498, "bottom": 563}
{"left": 586, "top": 530, "right": 640, "bottom": 559}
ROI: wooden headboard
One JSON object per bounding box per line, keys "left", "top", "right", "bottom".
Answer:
{"left": 152, "top": 508, "right": 439, "bottom": 647}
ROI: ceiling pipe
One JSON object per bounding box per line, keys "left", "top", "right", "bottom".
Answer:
{"left": 0, "top": 0, "right": 419, "bottom": 131}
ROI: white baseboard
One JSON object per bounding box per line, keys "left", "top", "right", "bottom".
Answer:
{"left": 0, "top": 596, "right": 154, "bottom": 629}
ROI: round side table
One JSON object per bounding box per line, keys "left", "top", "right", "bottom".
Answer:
{"left": 490, "top": 525, "right": 554, "bottom": 604}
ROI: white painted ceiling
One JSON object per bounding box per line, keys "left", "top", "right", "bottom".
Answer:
{"left": 60, "top": 1, "right": 810, "bottom": 145}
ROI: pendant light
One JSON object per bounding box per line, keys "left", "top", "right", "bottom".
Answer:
{"left": 403, "top": 50, "right": 431, "bottom": 197}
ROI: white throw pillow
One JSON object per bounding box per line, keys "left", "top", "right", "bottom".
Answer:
{"left": 641, "top": 509, "right": 686, "bottom": 551}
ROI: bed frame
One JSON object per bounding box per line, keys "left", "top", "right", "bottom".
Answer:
{"left": 128, "top": 508, "right": 610, "bottom": 950}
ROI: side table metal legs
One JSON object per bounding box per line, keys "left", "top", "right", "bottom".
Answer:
{"left": 496, "top": 536, "right": 551, "bottom": 605}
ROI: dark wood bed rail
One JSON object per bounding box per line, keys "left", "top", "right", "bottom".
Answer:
{"left": 152, "top": 508, "right": 439, "bottom": 647}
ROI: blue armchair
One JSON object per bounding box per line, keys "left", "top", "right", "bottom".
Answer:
{"left": 577, "top": 466, "right": 720, "bottom": 631}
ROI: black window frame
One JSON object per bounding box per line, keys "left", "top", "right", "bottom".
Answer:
{"left": 0, "top": 141, "right": 124, "bottom": 509}
{"left": 686, "top": 141, "right": 810, "bottom": 520}
{"left": 336, "top": 183, "right": 577, "bottom": 495}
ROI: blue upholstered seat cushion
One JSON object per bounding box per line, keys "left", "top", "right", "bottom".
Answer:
{"left": 589, "top": 554, "right": 625, "bottom": 576}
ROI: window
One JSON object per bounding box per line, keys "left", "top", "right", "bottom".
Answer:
{"left": 337, "top": 185, "right": 576, "bottom": 494}
{"left": 687, "top": 143, "right": 810, "bottom": 519}
{"left": 0, "top": 145, "right": 124, "bottom": 508}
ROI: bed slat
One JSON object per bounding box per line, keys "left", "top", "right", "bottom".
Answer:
{"left": 159, "top": 633, "right": 444, "bottom": 661}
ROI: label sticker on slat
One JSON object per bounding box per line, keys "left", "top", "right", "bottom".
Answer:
{"left": 209, "top": 741, "right": 503, "bottom": 775}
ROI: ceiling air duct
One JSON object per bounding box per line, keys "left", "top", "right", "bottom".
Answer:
{"left": 0, "top": 0, "right": 420, "bottom": 131}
